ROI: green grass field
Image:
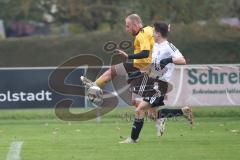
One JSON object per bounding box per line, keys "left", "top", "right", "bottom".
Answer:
{"left": 0, "top": 107, "right": 240, "bottom": 160}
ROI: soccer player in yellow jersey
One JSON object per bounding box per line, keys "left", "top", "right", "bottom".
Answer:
{"left": 81, "top": 13, "right": 156, "bottom": 141}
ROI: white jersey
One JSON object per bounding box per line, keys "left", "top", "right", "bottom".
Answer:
{"left": 149, "top": 41, "right": 183, "bottom": 82}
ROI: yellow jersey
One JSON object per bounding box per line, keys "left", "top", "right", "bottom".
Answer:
{"left": 133, "top": 26, "right": 154, "bottom": 69}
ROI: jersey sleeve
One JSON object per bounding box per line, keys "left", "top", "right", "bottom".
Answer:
{"left": 168, "top": 43, "right": 183, "bottom": 58}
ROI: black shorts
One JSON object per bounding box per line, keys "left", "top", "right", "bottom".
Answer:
{"left": 129, "top": 73, "right": 172, "bottom": 107}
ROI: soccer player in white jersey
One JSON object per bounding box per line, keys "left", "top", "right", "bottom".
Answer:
{"left": 150, "top": 22, "right": 193, "bottom": 136}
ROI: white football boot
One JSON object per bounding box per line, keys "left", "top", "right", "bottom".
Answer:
{"left": 80, "top": 76, "right": 96, "bottom": 89}
{"left": 119, "top": 137, "right": 137, "bottom": 144}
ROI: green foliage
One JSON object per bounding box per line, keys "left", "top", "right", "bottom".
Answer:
{"left": 0, "top": 0, "right": 239, "bottom": 31}
{"left": 227, "top": 0, "right": 240, "bottom": 18}
{"left": 0, "top": 0, "right": 125, "bottom": 31}
{"left": 133, "top": 0, "right": 232, "bottom": 24}
{"left": 0, "top": 0, "right": 45, "bottom": 22}
{"left": 68, "top": 23, "right": 86, "bottom": 34}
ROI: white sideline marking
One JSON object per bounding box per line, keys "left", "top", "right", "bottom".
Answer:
{"left": 6, "top": 141, "right": 24, "bottom": 160}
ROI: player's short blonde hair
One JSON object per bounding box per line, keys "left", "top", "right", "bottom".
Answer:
{"left": 126, "top": 14, "right": 143, "bottom": 25}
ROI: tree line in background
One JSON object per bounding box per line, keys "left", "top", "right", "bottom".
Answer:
{"left": 0, "top": 0, "right": 239, "bottom": 33}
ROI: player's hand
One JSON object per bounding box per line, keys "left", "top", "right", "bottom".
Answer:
{"left": 160, "top": 58, "right": 173, "bottom": 69}
{"left": 115, "top": 49, "right": 128, "bottom": 58}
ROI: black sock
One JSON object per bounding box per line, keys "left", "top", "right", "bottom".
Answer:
{"left": 131, "top": 118, "right": 144, "bottom": 141}
{"left": 157, "top": 109, "right": 183, "bottom": 118}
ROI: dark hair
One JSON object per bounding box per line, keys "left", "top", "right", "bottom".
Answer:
{"left": 154, "top": 22, "right": 169, "bottom": 38}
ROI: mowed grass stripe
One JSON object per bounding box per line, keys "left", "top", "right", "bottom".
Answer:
{"left": 0, "top": 107, "right": 240, "bottom": 120}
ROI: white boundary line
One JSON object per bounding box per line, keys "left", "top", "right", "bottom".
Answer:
{"left": 6, "top": 141, "right": 24, "bottom": 160}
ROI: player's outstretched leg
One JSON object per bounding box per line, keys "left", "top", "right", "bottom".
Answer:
{"left": 156, "top": 106, "right": 194, "bottom": 136}
{"left": 157, "top": 107, "right": 193, "bottom": 123}
{"left": 81, "top": 65, "right": 117, "bottom": 88}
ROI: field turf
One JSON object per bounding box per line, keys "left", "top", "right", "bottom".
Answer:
{"left": 0, "top": 107, "right": 240, "bottom": 160}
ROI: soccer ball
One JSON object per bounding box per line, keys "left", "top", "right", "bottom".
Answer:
{"left": 87, "top": 86, "right": 103, "bottom": 106}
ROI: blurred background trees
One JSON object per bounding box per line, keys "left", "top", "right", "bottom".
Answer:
{"left": 0, "top": 0, "right": 239, "bottom": 34}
